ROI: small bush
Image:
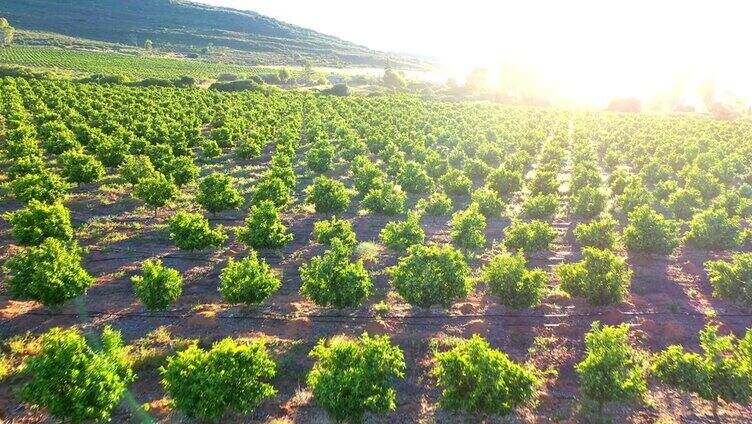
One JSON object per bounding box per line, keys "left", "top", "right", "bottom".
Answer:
{"left": 486, "top": 166, "right": 523, "bottom": 196}
{"left": 398, "top": 161, "right": 433, "bottom": 193}
{"left": 623, "top": 205, "right": 680, "bottom": 254}
{"left": 685, "top": 207, "right": 741, "bottom": 250}
{"left": 390, "top": 244, "right": 472, "bottom": 308}
{"left": 59, "top": 150, "right": 105, "bottom": 184}
{"left": 196, "top": 173, "right": 244, "bottom": 214}
{"left": 307, "top": 333, "right": 405, "bottom": 422}
{"left": 306, "top": 176, "right": 352, "bottom": 214}
{"left": 306, "top": 140, "right": 335, "bottom": 173}
{"left": 557, "top": 247, "right": 631, "bottom": 305}
{"left": 8, "top": 155, "right": 46, "bottom": 181}
{"left": 237, "top": 200, "right": 293, "bottom": 248}
{"left": 433, "top": 335, "right": 539, "bottom": 415}
{"left": 251, "top": 175, "right": 292, "bottom": 207}
{"left": 574, "top": 216, "right": 618, "bottom": 249}
{"left": 664, "top": 187, "right": 703, "bottom": 220}
{"left": 576, "top": 322, "right": 646, "bottom": 411}
{"left": 201, "top": 139, "right": 222, "bottom": 158}
{"left": 362, "top": 181, "right": 407, "bottom": 215}
{"left": 134, "top": 172, "right": 179, "bottom": 216}
{"left": 450, "top": 203, "right": 487, "bottom": 250}
{"left": 10, "top": 172, "right": 70, "bottom": 204}
{"left": 653, "top": 324, "right": 752, "bottom": 411}
{"left": 236, "top": 136, "right": 263, "bottom": 159}
{"left": 161, "top": 338, "right": 276, "bottom": 420}
{"left": 4, "top": 238, "right": 93, "bottom": 306}
{"left": 529, "top": 169, "right": 559, "bottom": 195}
{"left": 440, "top": 168, "right": 472, "bottom": 195}
{"left": 131, "top": 259, "right": 183, "bottom": 310}
{"left": 503, "top": 220, "right": 557, "bottom": 254}
{"left": 483, "top": 250, "right": 548, "bottom": 309}
{"left": 168, "top": 210, "right": 226, "bottom": 250}
{"left": 380, "top": 213, "right": 425, "bottom": 252}
{"left": 120, "top": 155, "right": 157, "bottom": 185}
{"left": 40, "top": 121, "right": 79, "bottom": 155}
{"left": 313, "top": 216, "right": 358, "bottom": 247}
{"left": 300, "top": 239, "right": 373, "bottom": 308}
{"left": 5, "top": 200, "right": 73, "bottom": 246}
{"left": 471, "top": 187, "right": 505, "bottom": 218}
{"left": 618, "top": 179, "right": 655, "bottom": 215}
{"left": 571, "top": 186, "right": 607, "bottom": 218}
{"left": 20, "top": 326, "right": 134, "bottom": 423}
{"left": 522, "top": 194, "right": 559, "bottom": 220}
{"left": 219, "top": 252, "right": 280, "bottom": 305}
{"left": 705, "top": 252, "right": 752, "bottom": 305}
{"left": 352, "top": 156, "right": 385, "bottom": 196}
{"left": 419, "top": 191, "right": 453, "bottom": 216}
{"left": 166, "top": 156, "right": 199, "bottom": 187}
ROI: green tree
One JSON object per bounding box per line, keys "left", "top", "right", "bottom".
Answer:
{"left": 308, "top": 333, "right": 406, "bottom": 422}
{"left": 196, "top": 173, "right": 244, "bottom": 215}
{"left": 219, "top": 252, "right": 281, "bottom": 305}
{"left": 20, "top": 326, "right": 134, "bottom": 423}
{"left": 300, "top": 238, "right": 373, "bottom": 308}
{"left": 237, "top": 200, "right": 293, "bottom": 248}
{"left": 4, "top": 200, "right": 73, "bottom": 246}
{"left": 134, "top": 173, "right": 179, "bottom": 217}
{"left": 131, "top": 259, "right": 183, "bottom": 310}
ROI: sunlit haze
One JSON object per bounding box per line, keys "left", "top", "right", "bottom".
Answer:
{"left": 200, "top": 0, "right": 752, "bottom": 107}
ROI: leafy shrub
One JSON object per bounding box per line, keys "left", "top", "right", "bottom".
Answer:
{"left": 570, "top": 165, "right": 601, "bottom": 193}
{"left": 306, "top": 139, "right": 335, "bottom": 173}
{"left": 471, "top": 187, "right": 505, "bottom": 218}
{"left": 166, "top": 156, "right": 199, "bottom": 187}
{"left": 618, "top": 179, "right": 655, "bottom": 215}
{"left": 95, "top": 136, "right": 128, "bottom": 168}
{"left": 623, "top": 205, "right": 680, "bottom": 254}
{"left": 236, "top": 136, "right": 263, "bottom": 159}
{"left": 653, "top": 324, "right": 752, "bottom": 412}
{"left": 398, "top": 161, "right": 433, "bottom": 193}
{"left": 307, "top": 333, "right": 405, "bottom": 422}
{"left": 20, "top": 326, "right": 134, "bottom": 423}
{"left": 574, "top": 216, "right": 618, "bottom": 249}
{"left": 4, "top": 200, "right": 73, "bottom": 246}
{"left": 134, "top": 172, "right": 179, "bottom": 216}
{"left": 313, "top": 216, "right": 357, "bottom": 247}
{"left": 419, "top": 191, "right": 453, "bottom": 216}
{"left": 59, "top": 150, "right": 105, "bottom": 184}
{"left": 10, "top": 171, "right": 70, "bottom": 204}
{"left": 168, "top": 210, "right": 226, "bottom": 250}
{"left": 433, "top": 335, "right": 539, "bottom": 415}
{"left": 664, "top": 187, "right": 703, "bottom": 220}
{"left": 705, "top": 253, "right": 752, "bottom": 305}
{"left": 529, "top": 169, "right": 559, "bottom": 195}
{"left": 482, "top": 250, "right": 548, "bottom": 308}
{"left": 557, "top": 248, "right": 631, "bottom": 305}
{"left": 486, "top": 166, "right": 523, "bottom": 196}
{"left": 362, "top": 181, "right": 407, "bottom": 215}
{"left": 196, "top": 173, "right": 244, "bottom": 215}
{"left": 390, "top": 244, "right": 472, "bottom": 308}
{"left": 522, "top": 194, "right": 559, "bottom": 220}
{"left": 4, "top": 238, "right": 93, "bottom": 306}
{"left": 120, "top": 154, "right": 157, "bottom": 185}
{"left": 201, "top": 139, "right": 221, "bottom": 158}
{"left": 306, "top": 176, "right": 352, "bottom": 213}
{"left": 450, "top": 203, "right": 487, "bottom": 250}
{"left": 40, "top": 121, "right": 79, "bottom": 154}
{"left": 219, "top": 252, "right": 280, "bottom": 305}
{"left": 251, "top": 175, "right": 292, "bottom": 207}
{"left": 440, "top": 168, "right": 472, "bottom": 195}
{"left": 685, "top": 207, "right": 741, "bottom": 250}
{"left": 8, "top": 155, "right": 46, "bottom": 181}
{"left": 300, "top": 239, "right": 373, "bottom": 308}
{"left": 352, "top": 155, "right": 385, "bottom": 196}
{"left": 210, "top": 126, "right": 236, "bottom": 148}
{"left": 237, "top": 200, "right": 293, "bottom": 248}
{"left": 572, "top": 186, "right": 608, "bottom": 218}
{"left": 380, "top": 213, "right": 425, "bottom": 252}
{"left": 131, "top": 259, "right": 183, "bottom": 310}
{"left": 161, "top": 338, "right": 276, "bottom": 420}
{"left": 503, "top": 220, "right": 557, "bottom": 254}
{"left": 576, "top": 322, "right": 646, "bottom": 411}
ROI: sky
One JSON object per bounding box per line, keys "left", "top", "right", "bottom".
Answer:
{"left": 199, "top": 0, "right": 752, "bottom": 106}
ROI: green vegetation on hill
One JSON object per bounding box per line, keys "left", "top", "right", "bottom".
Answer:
{"left": 0, "top": 46, "right": 276, "bottom": 80}
{"left": 1, "top": 0, "right": 425, "bottom": 68}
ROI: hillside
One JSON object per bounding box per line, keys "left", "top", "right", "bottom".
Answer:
{"left": 0, "top": 0, "right": 427, "bottom": 68}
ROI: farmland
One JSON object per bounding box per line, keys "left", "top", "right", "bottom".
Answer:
{"left": 1, "top": 76, "right": 752, "bottom": 423}
{"left": 0, "top": 46, "right": 279, "bottom": 80}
